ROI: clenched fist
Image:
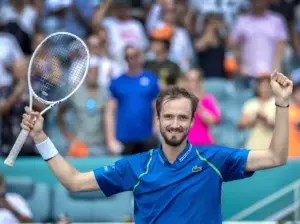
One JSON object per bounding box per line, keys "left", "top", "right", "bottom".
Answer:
{"left": 21, "top": 106, "right": 47, "bottom": 143}
{"left": 270, "top": 71, "right": 293, "bottom": 106}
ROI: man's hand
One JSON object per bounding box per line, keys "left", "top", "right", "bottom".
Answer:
{"left": 107, "top": 139, "right": 123, "bottom": 156}
{"left": 270, "top": 71, "right": 293, "bottom": 106}
{"left": 21, "top": 106, "right": 47, "bottom": 143}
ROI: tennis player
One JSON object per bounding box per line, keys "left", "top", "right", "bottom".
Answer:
{"left": 21, "top": 71, "right": 293, "bottom": 223}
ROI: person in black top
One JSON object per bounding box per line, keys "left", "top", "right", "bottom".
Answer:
{"left": 194, "top": 13, "right": 228, "bottom": 79}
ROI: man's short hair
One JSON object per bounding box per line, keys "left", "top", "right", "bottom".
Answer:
{"left": 156, "top": 86, "right": 199, "bottom": 119}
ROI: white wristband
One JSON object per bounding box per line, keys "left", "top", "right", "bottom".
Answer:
{"left": 35, "top": 137, "right": 59, "bottom": 161}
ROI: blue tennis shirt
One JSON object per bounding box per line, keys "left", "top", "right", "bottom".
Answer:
{"left": 93, "top": 141, "right": 254, "bottom": 224}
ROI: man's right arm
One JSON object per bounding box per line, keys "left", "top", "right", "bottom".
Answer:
{"left": 21, "top": 107, "right": 100, "bottom": 193}
{"left": 33, "top": 132, "right": 100, "bottom": 192}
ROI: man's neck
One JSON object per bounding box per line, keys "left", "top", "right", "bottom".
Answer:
{"left": 162, "top": 141, "right": 187, "bottom": 164}
{"left": 252, "top": 10, "right": 267, "bottom": 17}
{"left": 156, "top": 53, "right": 168, "bottom": 63}
{"left": 128, "top": 67, "right": 143, "bottom": 75}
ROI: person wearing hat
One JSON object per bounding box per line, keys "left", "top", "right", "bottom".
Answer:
{"left": 145, "top": 25, "right": 181, "bottom": 89}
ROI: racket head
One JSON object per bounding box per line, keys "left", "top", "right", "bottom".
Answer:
{"left": 28, "top": 31, "right": 90, "bottom": 105}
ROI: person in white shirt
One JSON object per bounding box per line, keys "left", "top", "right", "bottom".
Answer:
{"left": 0, "top": 0, "right": 38, "bottom": 35}
{"left": 146, "top": 0, "right": 193, "bottom": 72}
{"left": 86, "top": 32, "right": 122, "bottom": 88}
{"left": 0, "top": 31, "right": 24, "bottom": 87}
{"left": 92, "top": 0, "right": 149, "bottom": 70}
{"left": 0, "top": 173, "right": 33, "bottom": 224}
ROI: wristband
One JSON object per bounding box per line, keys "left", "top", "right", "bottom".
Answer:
{"left": 35, "top": 137, "right": 59, "bottom": 161}
{"left": 275, "top": 103, "right": 289, "bottom": 108}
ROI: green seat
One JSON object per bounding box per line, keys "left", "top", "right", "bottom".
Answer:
{"left": 52, "top": 184, "right": 133, "bottom": 222}
{"left": 6, "top": 176, "right": 51, "bottom": 222}
{"left": 204, "top": 78, "right": 230, "bottom": 101}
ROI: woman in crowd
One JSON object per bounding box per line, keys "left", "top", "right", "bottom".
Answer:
{"left": 183, "top": 68, "right": 222, "bottom": 146}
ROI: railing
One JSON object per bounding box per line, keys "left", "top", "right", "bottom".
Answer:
{"left": 229, "top": 179, "right": 300, "bottom": 221}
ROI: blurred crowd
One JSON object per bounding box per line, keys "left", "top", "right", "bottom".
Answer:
{"left": 0, "top": 0, "right": 300, "bottom": 161}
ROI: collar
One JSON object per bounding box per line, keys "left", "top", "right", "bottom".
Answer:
{"left": 158, "top": 141, "right": 193, "bottom": 165}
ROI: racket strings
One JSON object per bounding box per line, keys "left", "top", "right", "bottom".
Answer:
{"left": 30, "top": 33, "right": 89, "bottom": 102}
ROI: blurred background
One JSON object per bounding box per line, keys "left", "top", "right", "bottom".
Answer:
{"left": 0, "top": 0, "right": 300, "bottom": 223}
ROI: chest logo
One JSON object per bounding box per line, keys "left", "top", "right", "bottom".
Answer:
{"left": 192, "top": 166, "right": 202, "bottom": 173}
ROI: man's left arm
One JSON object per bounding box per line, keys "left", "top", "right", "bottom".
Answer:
{"left": 246, "top": 72, "right": 293, "bottom": 172}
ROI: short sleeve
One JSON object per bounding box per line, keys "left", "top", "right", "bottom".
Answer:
{"left": 93, "top": 157, "right": 137, "bottom": 197}
{"left": 230, "top": 16, "right": 245, "bottom": 44}
{"left": 215, "top": 146, "right": 254, "bottom": 182}
{"left": 276, "top": 15, "right": 289, "bottom": 41}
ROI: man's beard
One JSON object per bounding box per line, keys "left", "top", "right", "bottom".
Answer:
{"left": 160, "top": 125, "right": 188, "bottom": 147}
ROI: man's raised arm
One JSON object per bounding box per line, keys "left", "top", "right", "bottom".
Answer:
{"left": 21, "top": 107, "right": 99, "bottom": 192}
{"left": 245, "top": 72, "right": 293, "bottom": 171}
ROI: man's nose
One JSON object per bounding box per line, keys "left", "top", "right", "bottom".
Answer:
{"left": 171, "top": 118, "right": 180, "bottom": 128}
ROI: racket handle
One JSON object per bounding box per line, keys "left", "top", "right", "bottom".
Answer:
{"left": 4, "top": 129, "right": 29, "bottom": 167}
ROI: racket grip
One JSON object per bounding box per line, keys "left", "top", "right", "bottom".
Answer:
{"left": 4, "top": 129, "right": 29, "bottom": 167}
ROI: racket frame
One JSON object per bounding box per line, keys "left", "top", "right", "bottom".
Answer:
{"left": 28, "top": 31, "right": 90, "bottom": 115}
{"left": 4, "top": 31, "right": 90, "bottom": 167}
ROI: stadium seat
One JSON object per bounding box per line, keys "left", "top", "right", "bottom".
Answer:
{"left": 204, "top": 78, "right": 231, "bottom": 101}
{"left": 6, "top": 176, "right": 51, "bottom": 222}
{"left": 52, "top": 184, "right": 133, "bottom": 222}
{"left": 212, "top": 124, "right": 246, "bottom": 148}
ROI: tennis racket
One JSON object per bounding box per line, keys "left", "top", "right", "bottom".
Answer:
{"left": 4, "top": 32, "right": 90, "bottom": 167}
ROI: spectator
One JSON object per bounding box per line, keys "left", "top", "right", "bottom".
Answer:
{"left": 145, "top": 25, "right": 181, "bottom": 89}
{"left": 31, "top": 31, "right": 45, "bottom": 50}
{"left": 146, "top": 0, "right": 194, "bottom": 72}
{"left": 230, "top": 0, "right": 288, "bottom": 87}
{"left": 40, "top": 0, "right": 92, "bottom": 37}
{"left": 238, "top": 76, "right": 276, "bottom": 150}
{"left": 183, "top": 68, "right": 221, "bottom": 146}
{"left": 194, "top": 13, "right": 227, "bottom": 78}
{"left": 0, "top": 173, "right": 33, "bottom": 224}
{"left": 92, "top": 0, "right": 149, "bottom": 70}
{"left": 288, "top": 75, "right": 300, "bottom": 158}
{"left": 86, "top": 32, "right": 122, "bottom": 89}
{"left": 57, "top": 58, "right": 108, "bottom": 157}
{"left": 269, "top": 0, "right": 300, "bottom": 54}
{"left": 0, "top": 21, "right": 24, "bottom": 87}
{"left": 188, "top": 0, "right": 249, "bottom": 28}
{"left": 105, "top": 45, "right": 160, "bottom": 155}
{"left": 0, "top": 0, "right": 38, "bottom": 54}
{"left": 0, "top": 58, "right": 44, "bottom": 156}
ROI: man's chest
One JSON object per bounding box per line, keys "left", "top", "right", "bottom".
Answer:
{"left": 133, "top": 158, "right": 222, "bottom": 205}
